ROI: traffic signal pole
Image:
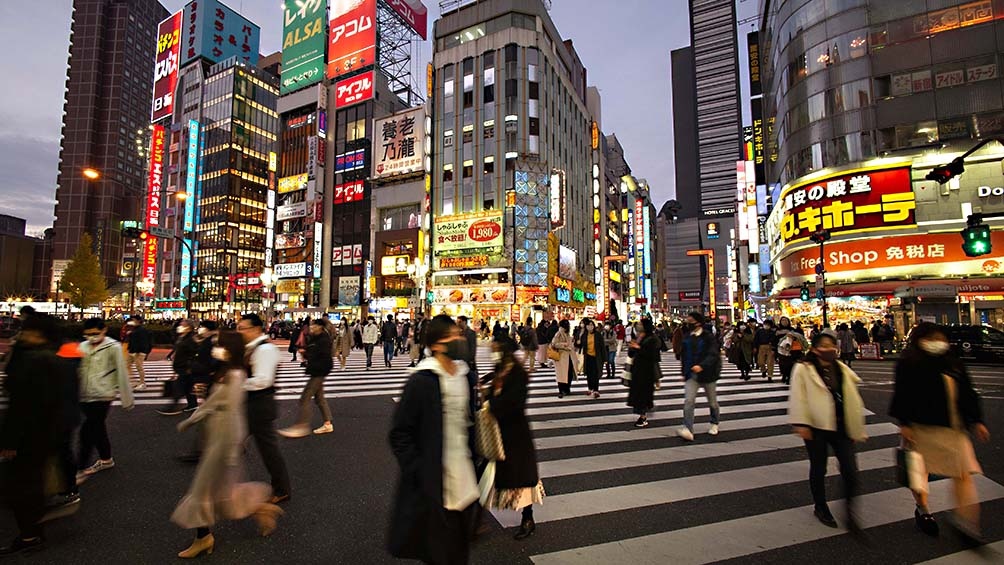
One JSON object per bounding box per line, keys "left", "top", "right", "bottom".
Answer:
{"left": 818, "top": 238, "right": 827, "bottom": 327}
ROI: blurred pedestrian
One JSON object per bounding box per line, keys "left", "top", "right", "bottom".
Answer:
{"left": 754, "top": 319, "right": 776, "bottom": 381}
{"left": 776, "top": 317, "right": 807, "bottom": 384}
{"left": 788, "top": 331, "right": 866, "bottom": 532}
{"left": 125, "top": 316, "right": 152, "bottom": 391}
{"left": 577, "top": 318, "right": 607, "bottom": 399}
{"left": 677, "top": 312, "right": 722, "bottom": 440}
{"left": 550, "top": 320, "right": 575, "bottom": 398}
{"left": 602, "top": 321, "right": 618, "bottom": 380}
{"left": 280, "top": 320, "right": 334, "bottom": 438}
{"left": 389, "top": 315, "right": 478, "bottom": 564}
{"left": 50, "top": 334, "right": 83, "bottom": 510}
{"left": 178, "top": 320, "right": 220, "bottom": 464}
{"left": 382, "top": 314, "right": 398, "bottom": 368}
{"left": 0, "top": 314, "right": 69, "bottom": 555}
{"left": 334, "top": 319, "right": 352, "bottom": 371}
{"left": 76, "top": 318, "right": 134, "bottom": 485}
{"left": 237, "top": 314, "right": 291, "bottom": 505}
{"left": 457, "top": 316, "right": 479, "bottom": 380}
{"left": 890, "top": 323, "right": 989, "bottom": 542}
{"left": 729, "top": 322, "right": 754, "bottom": 380}
{"left": 627, "top": 318, "right": 661, "bottom": 428}
{"left": 171, "top": 331, "right": 283, "bottom": 558}
{"left": 160, "top": 319, "right": 199, "bottom": 416}
{"left": 480, "top": 336, "right": 544, "bottom": 540}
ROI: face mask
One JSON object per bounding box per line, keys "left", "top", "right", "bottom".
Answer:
{"left": 128, "top": 321, "right": 138, "bottom": 327}
{"left": 815, "top": 348, "right": 838, "bottom": 362}
{"left": 920, "top": 340, "right": 950, "bottom": 356}
{"left": 197, "top": 327, "right": 207, "bottom": 336}
{"left": 88, "top": 335, "right": 104, "bottom": 345}
{"left": 211, "top": 346, "right": 228, "bottom": 361}
{"left": 176, "top": 326, "right": 188, "bottom": 334}
{"left": 444, "top": 339, "right": 467, "bottom": 361}
{"left": 490, "top": 351, "right": 503, "bottom": 364}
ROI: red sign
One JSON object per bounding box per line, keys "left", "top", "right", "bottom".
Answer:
{"left": 334, "top": 180, "right": 365, "bottom": 204}
{"left": 469, "top": 220, "right": 502, "bottom": 243}
{"left": 151, "top": 12, "right": 182, "bottom": 122}
{"left": 777, "top": 231, "right": 1004, "bottom": 280}
{"left": 228, "top": 273, "right": 263, "bottom": 289}
{"left": 386, "top": 0, "right": 427, "bottom": 39}
{"left": 777, "top": 165, "right": 916, "bottom": 246}
{"left": 334, "top": 70, "right": 375, "bottom": 108}
{"left": 634, "top": 199, "right": 644, "bottom": 246}
{"left": 679, "top": 291, "right": 701, "bottom": 302}
{"left": 142, "top": 125, "right": 166, "bottom": 283}
{"left": 327, "top": 0, "right": 376, "bottom": 79}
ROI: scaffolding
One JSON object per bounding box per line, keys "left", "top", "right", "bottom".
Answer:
{"left": 378, "top": 0, "right": 425, "bottom": 106}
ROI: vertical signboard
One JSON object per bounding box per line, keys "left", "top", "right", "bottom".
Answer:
{"left": 373, "top": 107, "right": 426, "bottom": 179}
{"left": 327, "top": 0, "right": 377, "bottom": 80}
{"left": 182, "top": 0, "right": 261, "bottom": 66}
{"left": 746, "top": 30, "right": 761, "bottom": 97}
{"left": 184, "top": 120, "right": 199, "bottom": 232}
{"left": 550, "top": 171, "right": 565, "bottom": 230}
{"left": 386, "top": 0, "right": 428, "bottom": 39}
{"left": 281, "top": 0, "right": 327, "bottom": 95}
{"left": 142, "top": 125, "right": 166, "bottom": 285}
{"left": 151, "top": 12, "right": 182, "bottom": 123}
{"left": 643, "top": 205, "right": 651, "bottom": 276}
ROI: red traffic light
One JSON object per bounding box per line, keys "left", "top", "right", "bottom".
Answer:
{"left": 925, "top": 158, "right": 965, "bottom": 184}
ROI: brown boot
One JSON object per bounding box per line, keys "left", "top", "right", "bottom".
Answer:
{"left": 177, "top": 534, "right": 214, "bottom": 558}
{"left": 253, "top": 503, "right": 284, "bottom": 537}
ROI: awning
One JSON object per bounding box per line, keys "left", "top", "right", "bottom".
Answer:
{"left": 774, "top": 277, "right": 1004, "bottom": 300}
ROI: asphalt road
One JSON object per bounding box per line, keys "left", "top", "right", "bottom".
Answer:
{"left": 0, "top": 348, "right": 1000, "bottom": 564}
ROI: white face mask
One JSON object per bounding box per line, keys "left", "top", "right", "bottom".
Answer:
{"left": 197, "top": 327, "right": 207, "bottom": 336}
{"left": 88, "top": 335, "right": 104, "bottom": 345}
{"left": 920, "top": 340, "right": 950, "bottom": 356}
{"left": 127, "top": 321, "right": 138, "bottom": 327}
{"left": 490, "top": 351, "right": 502, "bottom": 364}
{"left": 176, "top": 326, "right": 188, "bottom": 334}
{"left": 211, "top": 346, "right": 228, "bottom": 361}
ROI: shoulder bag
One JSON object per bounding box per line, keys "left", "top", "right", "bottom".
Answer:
{"left": 475, "top": 401, "right": 506, "bottom": 461}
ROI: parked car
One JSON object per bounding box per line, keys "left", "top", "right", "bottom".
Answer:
{"left": 269, "top": 320, "right": 296, "bottom": 340}
{"left": 945, "top": 324, "right": 1004, "bottom": 364}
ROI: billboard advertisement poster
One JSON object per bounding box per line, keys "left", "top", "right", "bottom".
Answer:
{"left": 151, "top": 12, "right": 182, "bottom": 123}
{"left": 558, "top": 246, "right": 576, "bottom": 280}
{"left": 433, "top": 286, "right": 513, "bottom": 304}
{"left": 381, "top": 255, "right": 411, "bottom": 275}
{"left": 338, "top": 276, "right": 361, "bottom": 306}
{"left": 433, "top": 211, "right": 505, "bottom": 257}
{"left": 142, "top": 125, "right": 166, "bottom": 283}
{"left": 276, "top": 232, "right": 307, "bottom": 249}
{"left": 334, "top": 180, "right": 365, "bottom": 204}
{"left": 327, "top": 0, "right": 376, "bottom": 80}
{"left": 550, "top": 172, "right": 565, "bottom": 230}
{"left": 278, "top": 173, "right": 308, "bottom": 193}
{"left": 184, "top": 120, "right": 199, "bottom": 232}
{"left": 275, "top": 262, "right": 308, "bottom": 278}
{"left": 385, "top": 0, "right": 428, "bottom": 39}
{"left": 182, "top": 0, "right": 261, "bottom": 66}
{"left": 336, "top": 149, "right": 366, "bottom": 173}
{"left": 281, "top": 0, "right": 327, "bottom": 95}
{"left": 771, "top": 165, "right": 917, "bottom": 250}
{"left": 277, "top": 201, "right": 308, "bottom": 221}
{"left": 334, "top": 70, "right": 375, "bottom": 108}
{"left": 373, "top": 107, "right": 426, "bottom": 179}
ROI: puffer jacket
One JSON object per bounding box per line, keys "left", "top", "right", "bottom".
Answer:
{"left": 79, "top": 337, "right": 134, "bottom": 408}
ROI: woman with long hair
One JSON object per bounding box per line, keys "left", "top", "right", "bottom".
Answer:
{"left": 890, "top": 322, "right": 989, "bottom": 542}
{"left": 628, "top": 318, "right": 662, "bottom": 428}
{"left": 170, "top": 331, "right": 283, "bottom": 558}
{"left": 334, "top": 319, "right": 352, "bottom": 371}
{"left": 576, "top": 318, "right": 608, "bottom": 399}
{"left": 481, "top": 336, "right": 545, "bottom": 540}
{"left": 550, "top": 320, "right": 575, "bottom": 398}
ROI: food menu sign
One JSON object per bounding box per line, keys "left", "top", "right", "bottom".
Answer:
{"left": 433, "top": 286, "right": 513, "bottom": 304}
{"left": 433, "top": 210, "right": 504, "bottom": 258}
{"left": 770, "top": 164, "right": 917, "bottom": 252}
{"left": 373, "top": 107, "right": 426, "bottom": 179}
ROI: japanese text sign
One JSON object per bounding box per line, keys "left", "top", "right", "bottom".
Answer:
{"left": 433, "top": 211, "right": 504, "bottom": 257}
{"left": 327, "top": 0, "right": 376, "bottom": 79}
{"left": 774, "top": 165, "right": 916, "bottom": 247}
{"left": 334, "top": 70, "right": 375, "bottom": 107}
{"left": 151, "top": 12, "right": 182, "bottom": 122}
{"left": 143, "top": 125, "right": 166, "bottom": 283}
{"left": 373, "top": 107, "right": 426, "bottom": 179}
{"left": 182, "top": 0, "right": 261, "bottom": 66}
{"left": 334, "top": 180, "right": 365, "bottom": 204}
{"left": 278, "top": 173, "right": 308, "bottom": 194}
{"left": 281, "top": 0, "right": 327, "bottom": 94}
{"left": 433, "top": 286, "right": 513, "bottom": 304}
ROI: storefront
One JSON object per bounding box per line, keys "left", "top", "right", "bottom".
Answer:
{"left": 514, "top": 286, "right": 551, "bottom": 326}
{"left": 430, "top": 285, "right": 515, "bottom": 327}
{"left": 549, "top": 275, "right": 598, "bottom": 320}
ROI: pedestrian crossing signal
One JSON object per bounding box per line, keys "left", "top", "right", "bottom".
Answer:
{"left": 961, "top": 223, "right": 991, "bottom": 257}
{"left": 800, "top": 282, "right": 810, "bottom": 301}
{"left": 122, "top": 227, "right": 144, "bottom": 239}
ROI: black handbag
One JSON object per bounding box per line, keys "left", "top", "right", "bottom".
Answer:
{"left": 161, "top": 378, "right": 177, "bottom": 398}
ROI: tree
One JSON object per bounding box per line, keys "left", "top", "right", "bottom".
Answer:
{"left": 61, "top": 233, "right": 108, "bottom": 311}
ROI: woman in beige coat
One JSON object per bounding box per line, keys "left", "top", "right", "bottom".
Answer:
{"left": 171, "top": 332, "right": 283, "bottom": 558}
{"left": 334, "top": 320, "right": 352, "bottom": 371}
{"left": 788, "top": 330, "right": 866, "bottom": 533}
{"left": 550, "top": 320, "right": 575, "bottom": 398}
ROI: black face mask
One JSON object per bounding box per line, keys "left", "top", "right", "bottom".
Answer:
{"left": 444, "top": 339, "right": 468, "bottom": 361}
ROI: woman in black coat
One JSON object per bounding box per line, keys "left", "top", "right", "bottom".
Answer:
{"left": 627, "top": 318, "right": 662, "bottom": 428}
{"left": 481, "top": 336, "right": 544, "bottom": 540}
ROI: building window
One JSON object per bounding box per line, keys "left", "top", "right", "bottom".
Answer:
{"left": 381, "top": 204, "right": 420, "bottom": 231}
{"left": 347, "top": 118, "right": 365, "bottom": 141}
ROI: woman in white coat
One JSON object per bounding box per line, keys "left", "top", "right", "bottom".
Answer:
{"left": 788, "top": 330, "right": 867, "bottom": 533}
{"left": 550, "top": 320, "right": 575, "bottom": 398}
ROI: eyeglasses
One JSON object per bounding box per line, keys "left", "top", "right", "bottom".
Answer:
{"left": 83, "top": 332, "right": 101, "bottom": 337}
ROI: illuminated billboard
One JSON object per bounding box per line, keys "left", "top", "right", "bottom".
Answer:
{"left": 151, "top": 12, "right": 182, "bottom": 123}
{"left": 181, "top": 0, "right": 261, "bottom": 66}
{"left": 373, "top": 107, "right": 426, "bottom": 179}
{"left": 334, "top": 69, "right": 375, "bottom": 108}
{"left": 142, "top": 125, "right": 166, "bottom": 284}
{"left": 327, "top": 0, "right": 376, "bottom": 80}
{"left": 281, "top": 0, "right": 327, "bottom": 94}
{"left": 385, "top": 0, "right": 428, "bottom": 39}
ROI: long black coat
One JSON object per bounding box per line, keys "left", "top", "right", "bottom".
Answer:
{"left": 388, "top": 368, "right": 477, "bottom": 562}
{"left": 627, "top": 335, "right": 661, "bottom": 412}
{"left": 577, "top": 329, "right": 608, "bottom": 361}
{"left": 890, "top": 349, "right": 983, "bottom": 428}
{"left": 487, "top": 362, "right": 538, "bottom": 489}
{"left": 305, "top": 331, "right": 333, "bottom": 377}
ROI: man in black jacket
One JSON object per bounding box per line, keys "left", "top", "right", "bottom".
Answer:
{"left": 280, "top": 320, "right": 334, "bottom": 438}
{"left": 381, "top": 314, "right": 398, "bottom": 368}
{"left": 678, "top": 312, "right": 722, "bottom": 442}
{"left": 177, "top": 321, "right": 220, "bottom": 463}
{"left": 159, "top": 320, "right": 199, "bottom": 415}
{"left": 754, "top": 320, "right": 776, "bottom": 381}
{"left": 125, "top": 316, "right": 152, "bottom": 391}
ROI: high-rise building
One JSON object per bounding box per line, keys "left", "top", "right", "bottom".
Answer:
{"left": 51, "top": 0, "right": 168, "bottom": 294}
{"left": 759, "top": 0, "right": 1004, "bottom": 329}
{"left": 670, "top": 47, "right": 701, "bottom": 220}
{"left": 431, "top": 0, "right": 597, "bottom": 324}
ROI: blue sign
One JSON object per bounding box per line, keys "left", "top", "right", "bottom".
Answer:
{"left": 181, "top": 0, "right": 261, "bottom": 67}
{"left": 556, "top": 288, "right": 570, "bottom": 302}
{"left": 317, "top": 109, "right": 327, "bottom": 138}
{"left": 756, "top": 184, "right": 768, "bottom": 215}
{"left": 335, "top": 149, "right": 365, "bottom": 173}
{"left": 184, "top": 120, "right": 199, "bottom": 232}
{"left": 759, "top": 244, "right": 771, "bottom": 275}
{"left": 748, "top": 264, "right": 761, "bottom": 293}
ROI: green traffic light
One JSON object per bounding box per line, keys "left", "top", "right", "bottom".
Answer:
{"left": 961, "top": 223, "right": 992, "bottom": 257}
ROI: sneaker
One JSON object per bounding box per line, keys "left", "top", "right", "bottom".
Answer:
{"left": 183, "top": 406, "right": 198, "bottom": 413}
{"left": 46, "top": 492, "right": 80, "bottom": 509}
{"left": 278, "top": 425, "right": 310, "bottom": 439}
{"left": 677, "top": 428, "right": 694, "bottom": 441}
{"left": 708, "top": 424, "right": 720, "bottom": 436}
{"left": 0, "top": 536, "right": 43, "bottom": 556}
{"left": 157, "top": 407, "right": 183, "bottom": 416}
{"left": 634, "top": 417, "right": 649, "bottom": 428}
{"left": 82, "top": 458, "right": 115, "bottom": 476}
{"left": 313, "top": 423, "right": 334, "bottom": 435}
{"left": 75, "top": 471, "right": 89, "bottom": 486}
{"left": 133, "top": 383, "right": 147, "bottom": 391}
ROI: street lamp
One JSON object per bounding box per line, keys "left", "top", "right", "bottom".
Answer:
{"left": 82, "top": 168, "right": 101, "bottom": 180}
{"left": 260, "top": 267, "right": 274, "bottom": 321}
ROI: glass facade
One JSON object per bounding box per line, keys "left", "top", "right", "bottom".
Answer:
{"left": 195, "top": 60, "right": 279, "bottom": 309}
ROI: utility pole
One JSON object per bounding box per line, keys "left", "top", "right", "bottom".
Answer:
{"left": 810, "top": 229, "right": 832, "bottom": 327}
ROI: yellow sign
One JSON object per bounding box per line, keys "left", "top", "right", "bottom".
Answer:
{"left": 276, "top": 279, "right": 304, "bottom": 294}
{"left": 268, "top": 151, "right": 277, "bottom": 172}
{"left": 278, "top": 173, "right": 307, "bottom": 193}
{"left": 591, "top": 121, "right": 599, "bottom": 150}
{"left": 381, "top": 255, "right": 411, "bottom": 276}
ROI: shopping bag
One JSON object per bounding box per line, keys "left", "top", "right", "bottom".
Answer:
{"left": 475, "top": 402, "right": 506, "bottom": 461}
{"left": 895, "top": 446, "right": 928, "bottom": 493}
{"left": 547, "top": 347, "right": 561, "bottom": 362}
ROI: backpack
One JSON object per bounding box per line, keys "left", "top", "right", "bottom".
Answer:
{"left": 778, "top": 334, "right": 793, "bottom": 357}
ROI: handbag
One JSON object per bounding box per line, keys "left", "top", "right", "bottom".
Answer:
{"left": 475, "top": 402, "right": 506, "bottom": 461}
{"left": 895, "top": 445, "right": 928, "bottom": 493}
{"left": 547, "top": 347, "right": 561, "bottom": 362}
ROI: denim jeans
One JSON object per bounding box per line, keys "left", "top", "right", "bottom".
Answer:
{"left": 683, "top": 378, "right": 719, "bottom": 432}
{"left": 383, "top": 340, "right": 394, "bottom": 365}
{"left": 364, "top": 344, "right": 375, "bottom": 366}
{"left": 606, "top": 350, "right": 617, "bottom": 379}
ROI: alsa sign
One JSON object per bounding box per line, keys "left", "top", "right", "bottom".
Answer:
{"left": 335, "top": 70, "right": 375, "bottom": 108}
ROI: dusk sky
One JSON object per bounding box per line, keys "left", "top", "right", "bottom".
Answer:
{"left": 0, "top": 0, "right": 756, "bottom": 234}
